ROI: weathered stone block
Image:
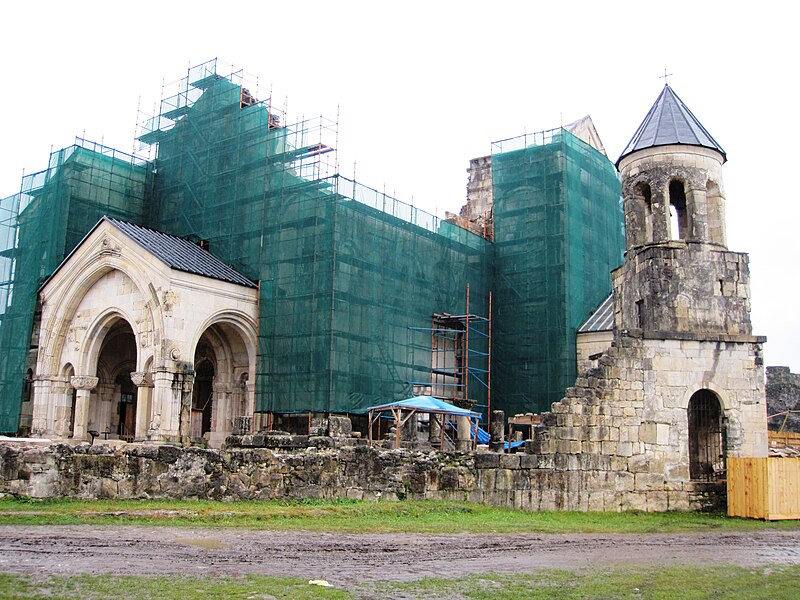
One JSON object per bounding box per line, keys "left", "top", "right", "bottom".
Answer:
{"left": 499, "top": 454, "right": 520, "bottom": 469}
{"left": 474, "top": 453, "right": 500, "bottom": 469}
{"left": 494, "top": 469, "right": 514, "bottom": 490}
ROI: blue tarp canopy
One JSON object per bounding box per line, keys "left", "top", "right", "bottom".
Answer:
{"left": 367, "top": 396, "right": 481, "bottom": 419}
{"left": 367, "top": 396, "right": 481, "bottom": 449}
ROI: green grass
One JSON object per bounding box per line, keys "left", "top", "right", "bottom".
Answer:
{"left": 0, "top": 574, "right": 348, "bottom": 599}
{"left": 1, "top": 496, "right": 799, "bottom": 533}
{"left": 1, "top": 566, "right": 798, "bottom": 599}
{"left": 377, "top": 566, "right": 800, "bottom": 599}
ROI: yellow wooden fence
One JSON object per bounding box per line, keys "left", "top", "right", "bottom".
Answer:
{"left": 727, "top": 457, "right": 800, "bottom": 520}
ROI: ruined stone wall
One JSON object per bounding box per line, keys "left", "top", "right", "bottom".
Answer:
{"left": 766, "top": 366, "right": 800, "bottom": 432}
{"left": 444, "top": 156, "right": 493, "bottom": 238}
{"left": 0, "top": 441, "right": 723, "bottom": 511}
{"left": 530, "top": 333, "right": 766, "bottom": 509}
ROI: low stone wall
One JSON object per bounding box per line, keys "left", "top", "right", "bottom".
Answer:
{"left": 0, "top": 442, "right": 723, "bottom": 511}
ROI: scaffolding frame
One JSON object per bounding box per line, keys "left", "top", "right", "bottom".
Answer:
{"left": 408, "top": 288, "right": 491, "bottom": 426}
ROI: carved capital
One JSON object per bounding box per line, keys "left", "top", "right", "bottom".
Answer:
{"left": 70, "top": 376, "right": 99, "bottom": 391}
{"left": 130, "top": 371, "right": 153, "bottom": 388}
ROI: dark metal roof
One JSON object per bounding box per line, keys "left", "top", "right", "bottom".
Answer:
{"left": 105, "top": 217, "right": 256, "bottom": 288}
{"left": 616, "top": 85, "right": 726, "bottom": 167}
{"left": 578, "top": 294, "right": 614, "bottom": 333}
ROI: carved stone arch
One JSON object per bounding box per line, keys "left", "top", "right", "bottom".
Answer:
{"left": 680, "top": 381, "right": 731, "bottom": 412}
{"left": 189, "top": 310, "right": 257, "bottom": 446}
{"left": 60, "top": 362, "right": 76, "bottom": 380}
{"left": 191, "top": 310, "right": 257, "bottom": 370}
{"left": 41, "top": 257, "right": 163, "bottom": 377}
{"left": 79, "top": 308, "right": 140, "bottom": 378}
{"left": 194, "top": 325, "right": 232, "bottom": 384}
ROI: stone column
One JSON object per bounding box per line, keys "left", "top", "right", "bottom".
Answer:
{"left": 245, "top": 381, "right": 256, "bottom": 418}
{"left": 456, "top": 416, "right": 471, "bottom": 451}
{"left": 489, "top": 410, "right": 505, "bottom": 453}
{"left": 31, "top": 377, "right": 55, "bottom": 437}
{"left": 149, "top": 369, "right": 178, "bottom": 442}
{"left": 429, "top": 412, "right": 441, "bottom": 444}
{"left": 131, "top": 371, "right": 153, "bottom": 442}
{"left": 49, "top": 377, "right": 74, "bottom": 438}
{"left": 213, "top": 381, "right": 229, "bottom": 433}
{"left": 70, "top": 375, "right": 98, "bottom": 441}
{"left": 177, "top": 372, "right": 194, "bottom": 446}
{"left": 688, "top": 186, "right": 709, "bottom": 242}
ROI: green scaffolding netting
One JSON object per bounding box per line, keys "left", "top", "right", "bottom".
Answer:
{"left": 0, "top": 143, "right": 151, "bottom": 432}
{"left": 148, "top": 73, "right": 491, "bottom": 416}
{"left": 0, "top": 60, "right": 623, "bottom": 434}
{"left": 491, "top": 129, "right": 624, "bottom": 415}
{"left": 0, "top": 61, "right": 491, "bottom": 432}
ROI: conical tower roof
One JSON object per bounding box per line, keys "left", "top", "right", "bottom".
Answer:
{"left": 616, "top": 85, "right": 726, "bottom": 167}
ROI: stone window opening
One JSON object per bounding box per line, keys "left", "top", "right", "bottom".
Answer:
{"left": 688, "top": 390, "right": 726, "bottom": 481}
{"left": 669, "top": 180, "right": 689, "bottom": 240}
{"left": 635, "top": 299, "right": 644, "bottom": 329}
{"left": 634, "top": 182, "right": 653, "bottom": 243}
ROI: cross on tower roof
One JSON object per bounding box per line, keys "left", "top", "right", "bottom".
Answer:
{"left": 659, "top": 68, "right": 673, "bottom": 85}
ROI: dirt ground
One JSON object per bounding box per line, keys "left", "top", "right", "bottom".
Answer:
{"left": 1, "top": 526, "right": 799, "bottom": 587}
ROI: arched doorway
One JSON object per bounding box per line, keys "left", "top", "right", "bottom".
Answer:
{"left": 688, "top": 389, "right": 726, "bottom": 481}
{"left": 192, "top": 357, "right": 215, "bottom": 439}
{"left": 190, "top": 318, "right": 253, "bottom": 447}
{"left": 94, "top": 319, "right": 137, "bottom": 440}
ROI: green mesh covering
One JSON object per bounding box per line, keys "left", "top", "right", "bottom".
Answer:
{"left": 0, "top": 143, "right": 151, "bottom": 433}
{"left": 0, "top": 60, "right": 622, "bottom": 434}
{"left": 147, "top": 71, "right": 491, "bottom": 416}
{"left": 491, "top": 129, "right": 624, "bottom": 416}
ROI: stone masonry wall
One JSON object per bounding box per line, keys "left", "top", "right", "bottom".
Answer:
{"left": 0, "top": 440, "right": 723, "bottom": 511}
{"left": 528, "top": 332, "right": 766, "bottom": 509}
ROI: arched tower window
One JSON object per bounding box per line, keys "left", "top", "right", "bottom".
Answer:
{"left": 669, "top": 180, "right": 689, "bottom": 240}
{"left": 688, "top": 390, "right": 726, "bottom": 481}
{"left": 633, "top": 181, "right": 653, "bottom": 245}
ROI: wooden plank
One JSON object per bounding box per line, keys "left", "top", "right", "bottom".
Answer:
{"left": 727, "top": 457, "right": 768, "bottom": 519}
{"left": 766, "top": 458, "right": 800, "bottom": 520}
{"left": 729, "top": 457, "right": 800, "bottom": 520}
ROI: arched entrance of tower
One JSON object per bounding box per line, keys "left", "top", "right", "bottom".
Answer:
{"left": 93, "top": 318, "right": 138, "bottom": 441}
{"left": 191, "top": 320, "right": 253, "bottom": 447}
{"left": 687, "top": 389, "right": 726, "bottom": 482}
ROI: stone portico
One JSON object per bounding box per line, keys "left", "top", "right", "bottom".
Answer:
{"left": 30, "top": 217, "right": 258, "bottom": 448}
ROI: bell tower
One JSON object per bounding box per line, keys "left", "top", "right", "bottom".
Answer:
{"left": 614, "top": 85, "right": 751, "bottom": 337}
{"left": 521, "top": 84, "right": 768, "bottom": 511}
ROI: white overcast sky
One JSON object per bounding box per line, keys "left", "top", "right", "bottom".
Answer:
{"left": 1, "top": 1, "right": 797, "bottom": 371}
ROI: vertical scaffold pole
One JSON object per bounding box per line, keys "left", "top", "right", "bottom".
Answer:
{"left": 465, "top": 283, "right": 470, "bottom": 407}
{"left": 487, "top": 291, "right": 493, "bottom": 430}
